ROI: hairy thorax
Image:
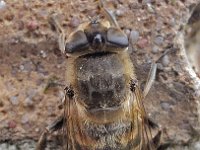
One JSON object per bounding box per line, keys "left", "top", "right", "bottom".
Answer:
{"left": 75, "top": 52, "right": 128, "bottom": 110}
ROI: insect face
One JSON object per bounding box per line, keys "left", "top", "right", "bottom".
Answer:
{"left": 65, "top": 20, "right": 129, "bottom": 56}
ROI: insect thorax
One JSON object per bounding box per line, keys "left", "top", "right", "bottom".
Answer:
{"left": 74, "top": 52, "right": 130, "bottom": 110}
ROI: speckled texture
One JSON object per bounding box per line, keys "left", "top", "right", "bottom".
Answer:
{"left": 0, "top": 0, "right": 200, "bottom": 149}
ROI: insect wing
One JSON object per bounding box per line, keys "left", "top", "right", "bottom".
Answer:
{"left": 133, "top": 85, "right": 155, "bottom": 150}
{"left": 61, "top": 90, "right": 87, "bottom": 150}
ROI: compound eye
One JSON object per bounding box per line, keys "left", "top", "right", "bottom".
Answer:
{"left": 65, "top": 30, "right": 89, "bottom": 54}
{"left": 107, "top": 28, "right": 128, "bottom": 47}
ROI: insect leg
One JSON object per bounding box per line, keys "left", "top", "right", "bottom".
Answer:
{"left": 130, "top": 67, "right": 161, "bottom": 149}
{"left": 99, "top": 0, "right": 119, "bottom": 27}
{"left": 37, "top": 86, "right": 74, "bottom": 150}
{"left": 142, "top": 64, "right": 163, "bottom": 149}
{"left": 152, "top": 130, "right": 162, "bottom": 149}
{"left": 143, "top": 46, "right": 174, "bottom": 98}
{"left": 49, "top": 13, "right": 66, "bottom": 54}
{"left": 36, "top": 116, "right": 65, "bottom": 150}
{"left": 145, "top": 117, "right": 159, "bottom": 129}
{"left": 143, "top": 63, "right": 157, "bottom": 98}
{"left": 145, "top": 117, "right": 162, "bottom": 149}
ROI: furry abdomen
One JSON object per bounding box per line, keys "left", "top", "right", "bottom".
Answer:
{"left": 74, "top": 53, "right": 128, "bottom": 109}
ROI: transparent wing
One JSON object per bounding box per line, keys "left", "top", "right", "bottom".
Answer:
{"left": 61, "top": 87, "right": 76, "bottom": 150}
{"left": 61, "top": 87, "right": 88, "bottom": 150}
{"left": 133, "top": 85, "right": 155, "bottom": 150}
{"left": 61, "top": 90, "right": 69, "bottom": 150}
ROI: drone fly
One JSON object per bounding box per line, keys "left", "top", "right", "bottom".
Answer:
{"left": 37, "top": 0, "right": 161, "bottom": 150}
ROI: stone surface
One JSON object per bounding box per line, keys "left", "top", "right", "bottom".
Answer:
{"left": 154, "top": 36, "right": 164, "bottom": 46}
{"left": 161, "top": 55, "right": 170, "bottom": 67}
{"left": 130, "top": 30, "right": 140, "bottom": 44}
{"left": 0, "top": 0, "right": 6, "bottom": 10}
{"left": 9, "top": 96, "right": 19, "bottom": 106}
{"left": 0, "top": 0, "right": 199, "bottom": 149}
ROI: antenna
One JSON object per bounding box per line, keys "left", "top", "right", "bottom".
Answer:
{"left": 87, "top": 15, "right": 101, "bottom": 24}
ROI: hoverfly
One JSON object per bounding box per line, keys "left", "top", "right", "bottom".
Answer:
{"left": 37, "top": 0, "right": 161, "bottom": 149}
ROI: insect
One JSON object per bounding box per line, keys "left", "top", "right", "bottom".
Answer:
{"left": 36, "top": 0, "right": 161, "bottom": 150}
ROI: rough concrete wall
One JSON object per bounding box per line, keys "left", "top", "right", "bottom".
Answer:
{"left": 0, "top": 0, "right": 200, "bottom": 149}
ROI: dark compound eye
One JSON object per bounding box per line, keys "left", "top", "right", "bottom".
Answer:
{"left": 107, "top": 27, "right": 129, "bottom": 47}
{"left": 65, "top": 30, "right": 89, "bottom": 54}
